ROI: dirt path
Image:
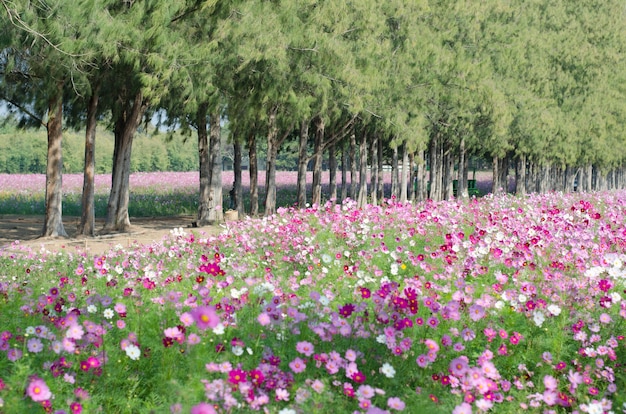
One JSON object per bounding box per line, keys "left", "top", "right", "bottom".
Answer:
{"left": 0, "top": 215, "right": 223, "bottom": 256}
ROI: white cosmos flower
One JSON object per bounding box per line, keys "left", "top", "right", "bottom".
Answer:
{"left": 547, "top": 304, "right": 562, "bottom": 316}
{"left": 212, "top": 323, "right": 225, "bottom": 335}
{"left": 380, "top": 363, "right": 396, "bottom": 378}
{"left": 103, "top": 308, "right": 114, "bottom": 319}
{"left": 125, "top": 344, "right": 141, "bottom": 360}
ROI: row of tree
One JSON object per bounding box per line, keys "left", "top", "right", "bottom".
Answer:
{"left": 1, "top": 0, "right": 626, "bottom": 238}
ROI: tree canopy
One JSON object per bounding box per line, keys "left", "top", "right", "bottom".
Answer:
{"left": 2, "top": 0, "right": 626, "bottom": 213}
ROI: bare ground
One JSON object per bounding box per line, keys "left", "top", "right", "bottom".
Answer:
{"left": 0, "top": 215, "right": 222, "bottom": 256}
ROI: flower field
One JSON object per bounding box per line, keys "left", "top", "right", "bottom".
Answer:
{"left": 0, "top": 171, "right": 494, "bottom": 217}
{"left": 1, "top": 191, "right": 625, "bottom": 413}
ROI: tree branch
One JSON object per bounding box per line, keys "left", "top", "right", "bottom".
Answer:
{"left": 322, "top": 113, "right": 358, "bottom": 152}
{"left": 0, "top": 93, "right": 45, "bottom": 127}
{"left": 1, "top": 0, "right": 82, "bottom": 58}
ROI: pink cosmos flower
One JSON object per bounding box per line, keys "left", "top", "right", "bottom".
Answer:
{"left": 543, "top": 375, "right": 558, "bottom": 390}
{"left": 257, "top": 312, "right": 271, "bottom": 326}
{"left": 449, "top": 357, "right": 469, "bottom": 377}
{"left": 452, "top": 402, "right": 473, "bottom": 414}
{"left": 289, "top": 357, "right": 306, "bottom": 373}
{"left": 387, "top": 397, "right": 406, "bottom": 410}
{"left": 26, "top": 377, "right": 52, "bottom": 402}
{"left": 190, "top": 402, "right": 216, "bottom": 414}
{"left": 424, "top": 339, "right": 440, "bottom": 353}
{"left": 275, "top": 388, "right": 290, "bottom": 401}
{"left": 469, "top": 304, "right": 485, "bottom": 321}
{"left": 191, "top": 306, "right": 219, "bottom": 330}
{"left": 179, "top": 312, "right": 194, "bottom": 327}
{"left": 357, "top": 385, "right": 375, "bottom": 399}
{"left": 296, "top": 341, "right": 314, "bottom": 356}
{"left": 311, "top": 379, "right": 324, "bottom": 393}
{"left": 66, "top": 324, "right": 85, "bottom": 340}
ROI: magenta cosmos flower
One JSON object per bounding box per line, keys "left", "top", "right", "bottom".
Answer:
{"left": 26, "top": 377, "right": 52, "bottom": 402}
{"left": 191, "top": 306, "right": 220, "bottom": 330}
{"left": 190, "top": 402, "right": 216, "bottom": 414}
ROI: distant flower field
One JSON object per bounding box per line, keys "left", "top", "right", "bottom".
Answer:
{"left": 0, "top": 190, "right": 624, "bottom": 413}
{"left": 0, "top": 171, "right": 494, "bottom": 217}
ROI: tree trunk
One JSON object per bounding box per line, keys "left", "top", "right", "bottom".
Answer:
{"left": 415, "top": 150, "right": 426, "bottom": 201}
{"left": 443, "top": 142, "right": 454, "bottom": 200}
{"left": 233, "top": 139, "right": 244, "bottom": 217}
{"left": 357, "top": 131, "right": 368, "bottom": 208}
{"left": 377, "top": 137, "right": 384, "bottom": 200}
{"left": 515, "top": 154, "right": 526, "bottom": 196}
{"left": 408, "top": 151, "right": 416, "bottom": 201}
{"left": 197, "top": 103, "right": 210, "bottom": 225}
{"left": 370, "top": 134, "right": 378, "bottom": 205}
{"left": 457, "top": 136, "right": 468, "bottom": 198}
{"left": 42, "top": 84, "right": 67, "bottom": 238}
{"left": 391, "top": 144, "right": 399, "bottom": 199}
{"left": 78, "top": 82, "right": 100, "bottom": 236}
{"left": 500, "top": 154, "right": 510, "bottom": 193}
{"left": 349, "top": 133, "right": 357, "bottom": 200}
{"left": 341, "top": 145, "right": 348, "bottom": 202}
{"left": 104, "top": 91, "right": 146, "bottom": 232}
{"left": 329, "top": 143, "right": 337, "bottom": 203}
{"left": 564, "top": 165, "right": 577, "bottom": 193}
{"left": 492, "top": 156, "right": 509, "bottom": 194}
{"left": 429, "top": 133, "right": 443, "bottom": 201}
{"left": 311, "top": 117, "right": 324, "bottom": 206}
{"left": 207, "top": 112, "right": 223, "bottom": 223}
{"left": 248, "top": 132, "right": 258, "bottom": 216}
{"left": 581, "top": 163, "right": 593, "bottom": 192}
{"left": 538, "top": 164, "right": 550, "bottom": 193}
{"left": 400, "top": 141, "right": 409, "bottom": 203}
{"left": 264, "top": 106, "right": 279, "bottom": 216}
{"left": 296, "top": 119, "right": 309, "bottom": 208}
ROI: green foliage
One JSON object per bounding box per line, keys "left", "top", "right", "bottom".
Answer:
{"left": 0, "top": 124, "right": 197, "bottom": 174}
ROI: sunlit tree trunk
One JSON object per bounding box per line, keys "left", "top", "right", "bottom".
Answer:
{"left": 443, "top": 142, "right": 454, "bottom": 200}
{"left": 429, "top": 133, "right": 443, "bottom": 201}
{"left": 197, "top": 102, "right": 210, "bottom": 225}
{"left": 377, "top": 137, "right": 384, "bottom": 200}
{"left": 415, "top": 150, "right": 427, "bottom": 201}
{"left": 357, "top": 132, "right": 368, "bottom": 208}
{"left": 78, "top": 82, "right": 100, "bottom": 236}
{"left": 264, "top": 106, "right": 279, "bottom": 216}
{"left": 248, "top": 132, "right": 258, "bottom": 216}
{"left": 400, "top": 142, "right": 409, "bottom": 203}
{"left": 349, "top": 133, "right": 357, "bottom": 200}
{"left": 457, "top": 136, "right": 469, "bottom": 199}
{"left": 296, "top": 119, "right": 309, "bottom": 208}
{"left": 42, "top": 83, "right": 67, "bottom": 238}
{"left": 233, "top": 139, "right": 244, "bottom": 217}
{"left": 409, "top": 152, "right": 416, "bottom": 202}
{"left": 370, "top": 134, "right": 378, "bottom": 205}
{"left": 341, "top": 146, "right": 348, "bottom": 202}
{"left": 104, "top": 91, "right": 146, "bottom": 232}
{"left": 329, "top": 143, "right": 337, "bottom": 203}
{"left": 391, "top": 144, "right": 399, "bottom": 198}
{"left": 311, "top": 116, "right": 324, "bottom": 206}
{"left": 207, "top": 112, "right": 223, "bottom": 223}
